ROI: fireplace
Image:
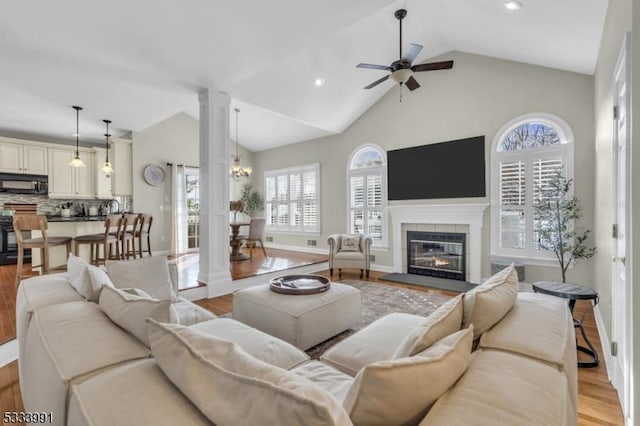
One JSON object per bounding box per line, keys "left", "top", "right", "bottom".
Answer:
{"left": 407, "top": 231, "right": 466, "bottom": 281}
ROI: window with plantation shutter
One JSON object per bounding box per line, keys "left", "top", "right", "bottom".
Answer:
{"left": 491, "top": 115, "right": 573, "bottom": 261}
{"left": 348, "top": 145, "right": 387, "bottom": 247}
{"left": 264, "top": 164, "right": 320, "bottom": 233}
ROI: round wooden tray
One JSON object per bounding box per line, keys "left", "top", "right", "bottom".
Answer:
{"left": 269, "top": 274, "right": 331, "bottom": 295}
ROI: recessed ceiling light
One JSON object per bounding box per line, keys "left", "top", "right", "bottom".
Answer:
{"left": 314, "top": 78, "right": 325, "bottom": 87}
{"left": 504, "top": 1, "right": 523, "bottom": 10}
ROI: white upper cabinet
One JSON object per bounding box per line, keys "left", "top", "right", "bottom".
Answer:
{"left": 93, "top": 147, "right": 113, "bottom": 199}
{"left": 111, "top": 138, "right": 132, "bottom": 195}
{"left": 0, "top": 140, "right": 47, "bottom": 175}
{"left": 48, "top": 148, "right": 94, "bottom": 198}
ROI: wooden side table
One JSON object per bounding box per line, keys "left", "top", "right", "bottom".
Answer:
{"left": 532, "top": 281, "right": 599, "bottom": 368}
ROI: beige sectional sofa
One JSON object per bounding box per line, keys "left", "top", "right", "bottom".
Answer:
{"left": 17, "top": 264, "right": 577, "bottom": 426}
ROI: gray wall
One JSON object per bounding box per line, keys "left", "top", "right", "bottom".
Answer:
{"left": 253, "top": 51, "right": 595, "bottom": 285}
{"left": 593, "top": 0, "right": 631, "bottom": 349}
{"left": 132, "top": 112, "right": 253, "bottom": 253}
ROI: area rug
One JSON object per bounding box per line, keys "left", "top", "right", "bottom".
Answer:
{"left": 305, "top": 280, "right": 452, "bottom": 359}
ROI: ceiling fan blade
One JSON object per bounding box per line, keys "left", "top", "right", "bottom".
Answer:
{"left": 364, "top": 74, "right": 390, "bottom": 89}
{"left": 405, "top": 76, "right": 420, "bottom": 91}
{"left": 412, "top": 60, "right": 454, "bottom": 72}
{"left": 357, "top": 63, "right": 392, "bottom": 71}
{"left": 402, "top": 43, "right": 423, "bottom": 64}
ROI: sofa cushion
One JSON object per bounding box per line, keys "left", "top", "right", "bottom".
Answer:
{"left": 291, "top": 361, "right": 355, "bottom": 403}
{"left": 343, "top": 326, "right": 473, "bottom": 426}
{"left": 106, "top": 256, "right": 178, "bottom": 302}
{"left": 462, "top": 264, "right": 518, "bottom": 337}
{"left": 67, "top": 253, "right": 96, "bottom": 301}
{"left": 147, "top": 320, "right": 352, "bottom": 426}
{"left": 420, "top": 349, "right": 574, "bottom": 426}
{"left": 68, "top": 359, "right": 210, "bottom": 426}
{"left": 99, "top": 286, "right": 172, "bottom": 347}
{"left": 479, "top": 292, "right": 577, "bottom": 410}
{"left": 171, "top": 298, "right": 217, "bottom": 326}
{"left": 87, "top": 265, "right": 113, "bottom": 295}
{"left": 340, "top": 234, "right": 361, "bottom": 252}
{"left": 393, "top": 294, "right": 463, "bottom": 358}
{"left": 190, "top": 318, "right": 309, "bottom": 370}
{"left": 321, "top": 313, "right": 425, "bottom": 376}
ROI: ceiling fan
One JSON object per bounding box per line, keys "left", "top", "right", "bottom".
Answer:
{"left": 357, "top": 8, "right": 453, "bottom": 92}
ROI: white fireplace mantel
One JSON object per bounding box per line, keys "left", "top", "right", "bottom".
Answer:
{"left": 387, "top": 203, "right": 489, "bottom": 283}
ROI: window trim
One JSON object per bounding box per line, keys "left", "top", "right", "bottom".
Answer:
{"left": 490, "top": 113, "right": 574, "bottom": 262}
{"left": 264, "top": 163, "right": 320, "bottom": 234}
{"left": 347, "top": 144, "right": 388, "bottom": 249}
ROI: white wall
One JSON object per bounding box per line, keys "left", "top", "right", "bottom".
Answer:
{"left": 252, "top": 51, "right": 595, "bottom": 286}
{"left": 132, "top": 111, "right": 253, "bottom": 253}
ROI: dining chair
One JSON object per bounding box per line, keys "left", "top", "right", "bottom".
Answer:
{"left": 237, "top": 218, "right": 267, "bottom": 259}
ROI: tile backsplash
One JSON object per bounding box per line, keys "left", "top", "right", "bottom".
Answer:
{"left": 0, "top": 194, "right": 133, "bottom": 215}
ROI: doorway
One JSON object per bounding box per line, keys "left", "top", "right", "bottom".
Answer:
{"left": 611, "top": 32, "right": 631, "bottom": 421}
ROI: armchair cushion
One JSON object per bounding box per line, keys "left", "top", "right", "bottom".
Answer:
{"left": 339, "top": 234, "right": 361, "bottom": 252}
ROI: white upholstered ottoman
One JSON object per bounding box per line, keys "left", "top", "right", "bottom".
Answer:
{"left": 233, "top": 283, "right": 362, "bottom": 350}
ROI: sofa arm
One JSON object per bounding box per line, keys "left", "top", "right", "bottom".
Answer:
{"left": 327, "top": 234, "right": 341, "bottom": 254}
{"left": 362, "top": 235, "right": 372, "bottom": 271}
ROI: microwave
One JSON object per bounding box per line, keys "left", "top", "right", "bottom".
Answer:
{"left": 0, "top": 173, "right": 48, "bottom": 195}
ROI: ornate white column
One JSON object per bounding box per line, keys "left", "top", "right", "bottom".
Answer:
{"left": 198, "top": 88, "right": 233, "bottom": 297}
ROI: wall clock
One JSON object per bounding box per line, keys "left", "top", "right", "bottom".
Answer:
{"left": 143, "top": 164, "right": 166, "bottom": 186}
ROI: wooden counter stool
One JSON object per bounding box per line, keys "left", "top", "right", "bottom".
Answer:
{"left": 13, "top": 215, "right": 72, "bottom": 287}
{"left": 122, "top": 214, "right": 140, "bottom": 259}
{"left": 74, "top": 215, "right": 125, "bottom": 265}
{"left": 136, "top": 214, "right": 153, "bottom": 257}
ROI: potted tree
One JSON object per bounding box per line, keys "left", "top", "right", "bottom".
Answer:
{"left": 534, "top": 173, "right": 596, "bottom": 282}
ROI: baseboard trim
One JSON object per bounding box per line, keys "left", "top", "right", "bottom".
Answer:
{"left": 263, "top": 242, "right": 329, "bottom": 255}
{"left": 593, "top": 304, "right": 616, "bottom": 385}
{"left": 371, "top": 264, "right": 394, "bottom": 273}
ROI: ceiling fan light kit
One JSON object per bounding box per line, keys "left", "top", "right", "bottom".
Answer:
{"left": 356, "top": 8, "right": 454, "bottom": 98}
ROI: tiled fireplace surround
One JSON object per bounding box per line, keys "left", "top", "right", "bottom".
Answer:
{"left": 388, "top": 204, "right": 489, "bottom": 283}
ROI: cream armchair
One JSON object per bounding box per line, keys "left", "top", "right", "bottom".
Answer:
{"left": 327, "top": 234, "right": 372, "bottom": 279}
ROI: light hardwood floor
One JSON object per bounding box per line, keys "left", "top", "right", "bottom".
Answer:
{"left": 0, "top": 256, "right": 625, "bottom": 425}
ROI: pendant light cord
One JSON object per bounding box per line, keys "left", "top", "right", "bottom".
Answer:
{"left": 235, "top": 108, "right": 240, "bottom": 158}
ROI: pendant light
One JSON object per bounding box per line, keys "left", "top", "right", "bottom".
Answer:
{"left": 69, "top": 106, "right": 86, "bottom": 167}
{"left": 101, "top": 119, "right": 114, "bottom": 176}
{"left": 229, "top": 108, "right": 252, "bottom": 181}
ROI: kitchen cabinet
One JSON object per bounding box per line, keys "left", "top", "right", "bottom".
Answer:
{"left": 111, "top": 138, "right": 132, "bottom": 195}
{"left": 93, "top": 147, "right": 113, "bottom": 199}
{"left": 48, "top": 148, "right": 94, "bottom": 198}
{"left": 0, "top": 140, "right": 47, "bottom": 175}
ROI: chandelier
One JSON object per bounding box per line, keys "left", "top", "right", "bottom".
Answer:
{"left": 69, "top": 106, "right": 86, "bottom": 167}
{"left": 230, "top": 108, "right": 252, "bottom": 181}
{"left": 101, "top": 119, "right": 114, "bottom": 176}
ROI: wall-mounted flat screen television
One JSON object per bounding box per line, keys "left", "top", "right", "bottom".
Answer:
{"left": 387, "top": 136, "right": 486, "bottom": 200}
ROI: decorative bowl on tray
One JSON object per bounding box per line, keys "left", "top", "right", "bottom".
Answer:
{"left": 269, "top": 274, "right": 330, "bottom": 295}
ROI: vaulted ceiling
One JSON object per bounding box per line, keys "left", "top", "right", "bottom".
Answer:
{"left": 0, "top": 0, "right": 608, "bottom": 151}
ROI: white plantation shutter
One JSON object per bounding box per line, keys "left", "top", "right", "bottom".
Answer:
{"left": 348, "top": 146, "right": 387, "bottom": 246}
{"left": 492, "top": 117, "right": 572, "bottom": 259}
{"left": 264, "top": 164, "right": 319, "bottom": 233}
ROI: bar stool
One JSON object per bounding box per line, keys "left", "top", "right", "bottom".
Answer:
{"left": 136, "top": 214, "right": 153, "bottom": 257}
{"left": 122, "top": 213, "right": 140, "bottom": 259}
{"left": 13, "top": 215, "right": 72, "bottom": 287}
{"left": 74, "top": 215, "right": 125, "bottom": 265}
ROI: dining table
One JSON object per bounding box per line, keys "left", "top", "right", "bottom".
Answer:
{"left": 229, "top": 221, "right": 250, "bottom": 261}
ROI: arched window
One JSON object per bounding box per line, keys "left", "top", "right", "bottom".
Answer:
{"left": 348, "top": 145, "right": 387, "bottom": 247}
{"left": 491, "top": 113, "right": 574, "bottom": 261}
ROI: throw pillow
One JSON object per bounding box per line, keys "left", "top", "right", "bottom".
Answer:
{"left": 106, "top": 256, "right": 178, "bottom": 302}
{"left": 392, "top": 294, "right": 463, "bottom": 358}
{"left": 67, "top": 253, "right": 97, "bottom": 301}
{"left": 339, "top": 234, "right": 361, "bottom": 252}
{"left": 87, "top": 265, "right": 114, "bottom": 299}
{"left": 146, "top": 320, "right": 351, "bottom": 426}
{"left": 99, "top": 285, "right": 172, "bottom": 347}
{"left": 343, "top": 326, "right": 474, "bottom": 426}
{"left": 462, "top": 264, "right": 519, "bottom": 337}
